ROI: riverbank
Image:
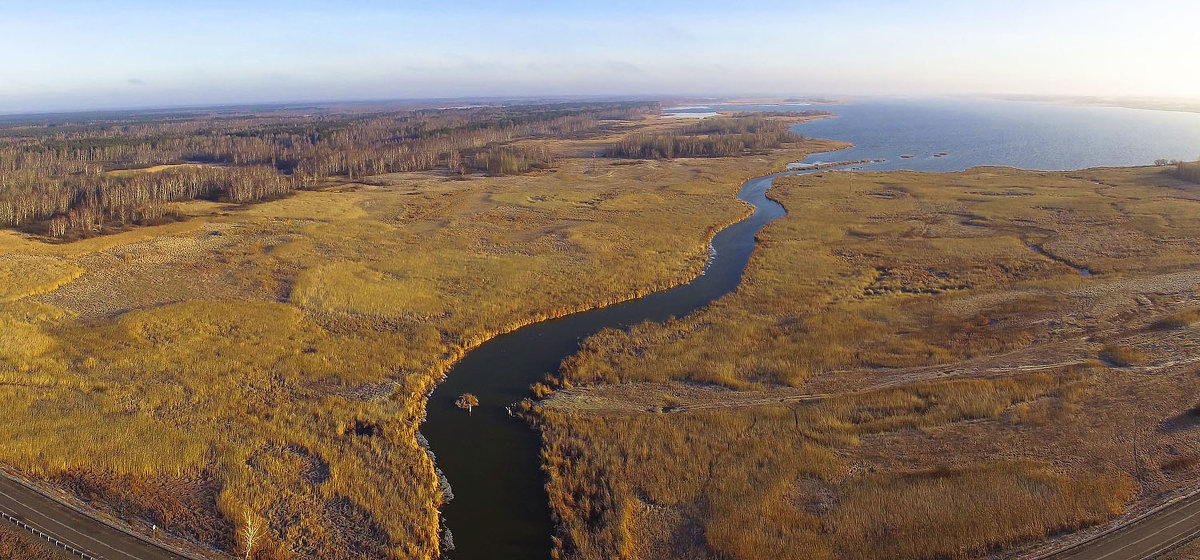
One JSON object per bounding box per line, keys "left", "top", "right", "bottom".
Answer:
{"left": 536, "top": 164, "right": 1200, "bottom": 560}
{"left": 418, "top": 140, "right": 854, "bottom": 560}
{"left": 0, "top": 111, "right": 850, "bottom": 560}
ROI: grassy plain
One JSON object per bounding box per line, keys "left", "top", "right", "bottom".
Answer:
{"left": 0, "top": 113, "right": 841, "bottom": 559}
{"left": 538, "top": 165, "right": 1200, "bottom": 560}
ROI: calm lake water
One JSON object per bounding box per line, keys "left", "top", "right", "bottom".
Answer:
{"left": 422, "top": 98, "right": 1200, "bottom": 560}
{"left": 670, "top": 98, "right": 1200, "bottom": 172}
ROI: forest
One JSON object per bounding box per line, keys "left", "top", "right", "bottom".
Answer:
{"left": 0, "top": 108, "right": 840, "bottom": 560}
{"left": 605, "top": 111, "right": 826, "bottom": 159}
{"left": 0, "top": 102, "right": 656, "bottom": 238}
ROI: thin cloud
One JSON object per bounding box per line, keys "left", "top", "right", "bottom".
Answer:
{"left": 603, "top": 61, "right": 643, "bottom": 75}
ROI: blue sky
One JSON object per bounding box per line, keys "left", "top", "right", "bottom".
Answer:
{"left": 1, "top": 0, "right": 1197, "bottom": 112}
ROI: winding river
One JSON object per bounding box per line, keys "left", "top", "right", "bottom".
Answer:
{"left": 421, "top": 167, "right": 810, "bottom": 560}
{"left": 419, "top": 98, "right": 1200, "bottom": 559}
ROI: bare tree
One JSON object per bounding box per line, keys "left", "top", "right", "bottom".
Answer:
{"left": 241, "top": 512, "right": 263, "bottom": 560}
{"left": 456, "top": 393, "right": 480, "bottom": 414}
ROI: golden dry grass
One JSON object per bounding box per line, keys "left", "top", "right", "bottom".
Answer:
{"left": 0, "top": 256, "right": 83, "bottom": 302}
{"left": 562, "top": 166, "right": 1200, "bottom": 390}
{"left": 1152, "top": 308, "right": 1200, "bottom": 330}
{"left": 104, "top": 163, "right": 219, "bottom": 177}
{"left": 1099, "top": 344, "right": 1150, "bottom": 367}
{"left": 538, "top": 369, "right": 1136, "bottom": 560}
{"left": 831, "top": 462, "right": 1132, "bottom": 560}
{"left": 0, "top": 115, "right": 842, "bottom": 559}
{"left": 538, "top": 165, "right": 1200, "bottom": 560}
{"left": 0, "top": 300, "right": 442, "bottom": 557}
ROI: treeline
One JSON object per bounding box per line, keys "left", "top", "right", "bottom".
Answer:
{"left": 0, "top": 102, "right": 656, "bottom": 237}
{"left": 7, "top": 166, "right": 291, "bottom": 237}
{"left": 468, "top": 145, "right": 555, "bottom": 176}
{"left": 605, "top": 112, "right": 823, "bottom": 159}
{"left": 681, "top": 111, "right": 826, "bottom": 134}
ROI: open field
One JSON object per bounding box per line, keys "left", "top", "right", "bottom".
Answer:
{"left": 537, "top": 165, "right": 1200, "bottom": 560}
{"left": 0, "top": 111, "right": 841, "bottom": 559}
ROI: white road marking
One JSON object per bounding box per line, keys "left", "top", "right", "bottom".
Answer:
{"left": 1138, "top": 524, "right": 1200, "bottom": 559}
{"left": 1084, "top": 499, "right": 1200, "bottom": 560}
{"left": 0, "top": 487, "right": 147, "bottom": 560}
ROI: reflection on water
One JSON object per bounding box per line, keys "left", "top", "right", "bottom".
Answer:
{"left": 421, "top": 167, "right": 804, "bottom": 560}
{"left": 418, "top": 96, "right": 1198, "bottom": 560}
{"left": 790, "top": 97, "right": 1200, "bottom": 172}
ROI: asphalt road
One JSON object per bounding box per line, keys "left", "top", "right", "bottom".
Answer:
{"left": 0, "top": 474, "right": 188, "bottom": 560}
{"left": 0, "top": 461, "right": 1197, "bottom": 560}
{"left": 1053, "top": 492, "right": 1200, "bottom": 560}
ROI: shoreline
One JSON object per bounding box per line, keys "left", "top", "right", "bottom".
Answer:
{"left": 994, "top": 94, "right": 1200, "bottom": 115}
{"left": 415, "top": 136, "right": 855, "bottom": 558}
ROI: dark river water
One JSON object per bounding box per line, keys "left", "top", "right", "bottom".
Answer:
{"left": 420, "top": 98, "right": 1200, "bottom": 560}
{"left": 421, "top": 170, "right": 792, "bottom": 560}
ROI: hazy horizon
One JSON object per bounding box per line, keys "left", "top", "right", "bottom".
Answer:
{"left": 3, "top": 0, "right": 1199, "bottom": 113}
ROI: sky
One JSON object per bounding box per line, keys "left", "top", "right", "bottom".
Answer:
{"left": 1, "top": 0, "right": 1198, "bottom": 113}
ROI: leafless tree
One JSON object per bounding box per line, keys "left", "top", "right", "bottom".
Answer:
{"left": 0, "top": 102, "right": 657, "bottom": 237}
{"left": 241, "top": 512, "right": 263, "bottom": 560}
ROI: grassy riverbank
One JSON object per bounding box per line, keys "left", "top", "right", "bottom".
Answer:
{"left": 0, "top": 110, "right": 843, "bottom": 559}
{"left": 538, "top": 165, "right": 1200, "bottom": 560}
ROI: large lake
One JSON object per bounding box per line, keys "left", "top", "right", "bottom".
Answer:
{"left": 428, "top": 98, "right": 1200, "bottom": 560}
{"left": 673, "top": 98, "right": 1200, "bottom": 172}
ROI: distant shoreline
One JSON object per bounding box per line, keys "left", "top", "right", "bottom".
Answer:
{"left": 996, "top": 94, "right": 1200, "bottom": 115}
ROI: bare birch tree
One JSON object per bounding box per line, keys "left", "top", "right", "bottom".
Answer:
{"left": 241, "top": 512, "right": 263, "bottom": 560}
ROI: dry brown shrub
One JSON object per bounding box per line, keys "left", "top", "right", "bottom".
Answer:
{"left": 831, "top": 462, "right": 1134, "bottom": 560}
{"left": 1100, "top": 344, "right": 1149, "bottom": 367}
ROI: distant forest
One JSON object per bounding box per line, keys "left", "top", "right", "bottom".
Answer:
{"left": 0, "top": 102, "right": 655, "bottom": 238}
{"left": 605, "top": 111, "right": 826, "bottom": 159}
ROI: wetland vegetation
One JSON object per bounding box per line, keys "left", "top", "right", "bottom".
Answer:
{"left": 0, "top": 104, "right": 836, "bottom": 559}
{"left": 5, "top": 1, "right": 1197, "bottom": 559}
{"left": 538, "top": 165, "right": 1200, "bottom": 560}
{"left": 0, "top": 102, "right": 654, "bottom": 238}
{"left": 5, "top": 96, "right": 1200, "bottom": 560}
{"left": 605, "top": 112, "right": 827, "bottom": 159}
